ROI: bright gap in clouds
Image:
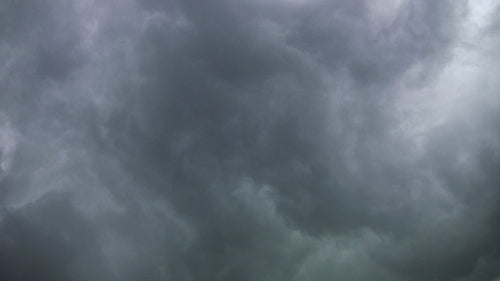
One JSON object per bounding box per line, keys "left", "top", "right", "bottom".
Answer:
{"left": 393, "top": 0, "right": 499, "bottom": 157}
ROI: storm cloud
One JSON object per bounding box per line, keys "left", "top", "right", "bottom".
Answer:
{"left": 1, "top": 0, "right": 500, "bottom": 280}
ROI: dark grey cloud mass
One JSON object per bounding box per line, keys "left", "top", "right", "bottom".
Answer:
{"left": 1, "top": 0, "right": 499, "bottom": 280}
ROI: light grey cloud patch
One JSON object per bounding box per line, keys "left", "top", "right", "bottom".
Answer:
{"left": 0, "top": 116, "right": 17, "bottom": 179}
{"left": 0, "top": 0, "right": 499, "bottom": 280}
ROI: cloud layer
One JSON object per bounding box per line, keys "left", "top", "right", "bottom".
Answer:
{"left": 1, "top": 0, "right": 499, "bottom": 280}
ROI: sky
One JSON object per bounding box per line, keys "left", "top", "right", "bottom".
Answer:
{"left": 0, "top": 0, "right": 499, "bottom": 280}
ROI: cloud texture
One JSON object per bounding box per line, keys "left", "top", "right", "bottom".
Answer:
{"left": 1, "top": 0, "right": 500, "bottom": 280}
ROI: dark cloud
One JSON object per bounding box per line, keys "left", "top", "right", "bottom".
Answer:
{"left": 0, "top": 0, "right": 499, "bottom": 280}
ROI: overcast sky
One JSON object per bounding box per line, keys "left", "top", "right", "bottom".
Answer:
{"left": 0, "top": 0, "right": 499, "bottom": 280}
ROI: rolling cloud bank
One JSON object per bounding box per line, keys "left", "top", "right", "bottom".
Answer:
{"left": 1, "top": 0, "right": 500, "bottom": 280}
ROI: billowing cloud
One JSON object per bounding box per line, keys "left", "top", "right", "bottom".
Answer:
{"left": 0, "top": 0, "right": 499, "bottom": 280}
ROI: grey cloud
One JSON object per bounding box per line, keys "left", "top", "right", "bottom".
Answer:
{"left": 0, "top": 0, "right": 499, "bottom": 280}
